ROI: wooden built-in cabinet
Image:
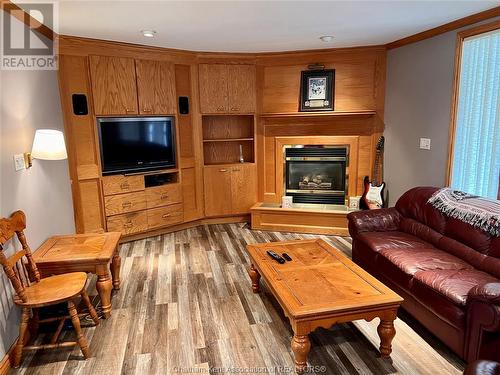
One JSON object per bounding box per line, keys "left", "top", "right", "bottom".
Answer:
{"left": 89, "top": 56, "right": 138, "bottom": 115}
{"left": 204, "top": 164, "right": 257, "bottom": 217}
{"left": 89, "top": 56, "right": 176, "bottom": 116}
{"left": 59, "top": 35, "right": 385, "bottom": 238}
{"left": 136, "top": 59, "right": 176, "bottom": 115}
{"left": 198, "top": 64, "right": 256, "bottom": 114}
{"left": 103, "top": 173, "right": 183, "bottom": 235}
{"left": 227, "top": 65, "right": 256, "bottom": 113}
{"left": 199, "top": 64, "right": 228, "bottom": 113}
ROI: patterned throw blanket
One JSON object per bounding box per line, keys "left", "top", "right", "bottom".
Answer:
{"left": 428, "top": 188, "right": 500, "bottom": 236}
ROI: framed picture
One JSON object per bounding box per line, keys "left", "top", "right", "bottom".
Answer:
{"left": 299, "top": 69, "right": 335, "bottom": 112}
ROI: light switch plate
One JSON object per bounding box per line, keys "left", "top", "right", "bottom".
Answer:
{"left": 13, "top": 154, "right": 26, "bottom": 171}
{"left": 420, "top": 138, "right": 431, "bottom": 150}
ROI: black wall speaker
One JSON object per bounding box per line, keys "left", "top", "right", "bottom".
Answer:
{"left": 178, "top": 96, "right": 189, "bottom": 114}
{"left": 72, "top": 94, "right": 88, "bottom": 115}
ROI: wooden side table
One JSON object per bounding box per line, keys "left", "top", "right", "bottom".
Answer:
{"left": 34, "top": 232, "right": 122, "bottom": 318}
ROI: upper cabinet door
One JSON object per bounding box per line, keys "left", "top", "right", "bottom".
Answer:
{"left": 228, "top": 65, "right": 256, "bottom": 113}
{"left": 199, "top": 64, "right": 228, "bottom": 113}
{"left": 89, "top": 56, "right": 138, "bottom": 115}
{"left": 136, "top": 60, "right": 176, "bottom": 115}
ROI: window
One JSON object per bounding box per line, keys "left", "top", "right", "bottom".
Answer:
{"left": 449, "top": 24, "right": 500, "bottom": 200}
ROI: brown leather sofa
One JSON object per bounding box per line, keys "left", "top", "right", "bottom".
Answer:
{"left": 347, "top": 187, "right": 500, "bottom": 362}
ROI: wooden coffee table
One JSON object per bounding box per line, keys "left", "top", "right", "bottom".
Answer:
{"left": 247, "top": 239, "right": 403, "bottom": 373}
{"left": 34, "top": 232, "right": 122, "bottom": 318}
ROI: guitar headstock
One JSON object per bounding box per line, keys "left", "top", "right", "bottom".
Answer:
{"left": 375, "top": 136, "right": 385, "bottom": 153}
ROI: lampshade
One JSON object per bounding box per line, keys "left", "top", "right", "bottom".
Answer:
{"left": 31, "top": 129, "right": 67, "bottom": 160}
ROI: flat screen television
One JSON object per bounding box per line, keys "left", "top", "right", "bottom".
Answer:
{"left": 97, "top": 116, "right": 176, "bottom": 175}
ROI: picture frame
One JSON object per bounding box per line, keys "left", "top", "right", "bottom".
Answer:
{"left": 299, "top": 69, "right": 335, "bottom": 112}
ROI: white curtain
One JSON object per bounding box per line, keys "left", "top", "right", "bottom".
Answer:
{"left": 451, "top": 30, "right": 500, "bottom": 199}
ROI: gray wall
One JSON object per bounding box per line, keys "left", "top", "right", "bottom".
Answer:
{"left": 384, "top": 17, "right": 500, "bottom": 205}
{"left": 0, "top": 11, "right": 75, "bottom": 359}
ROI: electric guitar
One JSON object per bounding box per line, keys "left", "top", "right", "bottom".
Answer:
{"left": 360, "top": 136, "right": 386, "bottom": 209}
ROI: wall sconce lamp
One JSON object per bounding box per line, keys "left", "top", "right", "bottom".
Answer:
{"left": 25, "top": 129, "right": 68, "bottom": 168}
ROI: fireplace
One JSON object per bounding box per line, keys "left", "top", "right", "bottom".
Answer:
{"left": 284, "top": 146, "right": 348, "bottom": 205}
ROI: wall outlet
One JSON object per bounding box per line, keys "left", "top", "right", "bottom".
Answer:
{"left": 13, "top": 154, "right": 26, "bottom": 171}
{"left": 419, "top": 138, "right": 431, "bottom": 150}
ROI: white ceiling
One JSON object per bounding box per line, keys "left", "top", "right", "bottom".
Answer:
{"left": 20, "top": 0, "right": 500, "bottom": 52}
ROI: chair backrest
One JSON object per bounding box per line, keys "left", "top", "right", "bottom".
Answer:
{"left": 0, "top": 211, "right": 40, "bottom": 303}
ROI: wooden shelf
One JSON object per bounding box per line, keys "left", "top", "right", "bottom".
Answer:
{"left": 202, "top": 114, "right": 255, "bottom": 165}
{"left": 260, "top": 110, "right": 376, "bottom": 118}
{"left": 204, "top": 162, "right": 255, "bottom": 167}
{"left": 203, "top": 138, "right": 254, "bottom": 143}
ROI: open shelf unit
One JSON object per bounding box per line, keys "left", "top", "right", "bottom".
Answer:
{"left": 202, "top": 115, "right": 255, "bottom": 165}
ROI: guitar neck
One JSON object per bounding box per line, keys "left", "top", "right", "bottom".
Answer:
{"left": 373, "top": 153, "right": 380, "bottom": 184}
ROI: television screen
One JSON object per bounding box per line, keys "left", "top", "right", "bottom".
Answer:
{"left": 97, "top": 117, "right": 176, "bottom": 175}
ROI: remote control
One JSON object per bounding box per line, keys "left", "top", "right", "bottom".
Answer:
{"left": 282, "top": 253, "right": 292, "bottom": 261}
{"left": 266, "top": 250, "right": 285, "bottom": 264}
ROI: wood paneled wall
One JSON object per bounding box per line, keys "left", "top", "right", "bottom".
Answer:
{"left": 58, "top": 35, "right": 386, "bottom": 235}
{"left": 255, "top": 47, "right": 386, "bottom": 203}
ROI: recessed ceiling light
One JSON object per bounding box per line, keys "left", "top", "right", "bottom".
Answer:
{"left": 141, "top": 30, "right": 156, "bottom": 38}
{"left": 320, "top": 35, "right": 334, "bottom": 43}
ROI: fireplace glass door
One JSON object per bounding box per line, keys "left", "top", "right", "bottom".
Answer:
{"left": 285, "top": 146, "right": 347, "bottom": 205}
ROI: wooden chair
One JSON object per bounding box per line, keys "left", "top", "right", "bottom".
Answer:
{"left": 0, "top": 210, "right": 100, "bottom": 368}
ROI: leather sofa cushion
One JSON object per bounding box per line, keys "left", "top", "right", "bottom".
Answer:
{"left": 395, "top": 187, "right": 446, "bottom": 234}
{"left": 413, "top": 269, "right": 499, "bottom": 306}
{"left": 400, "top": 217, "right": 443, "bottom": 248}
{"left": 378, "top": 247, "right": 473, "bottom": 276}
{"left": 410, "top": 273, "right": 467, "bottom": 328}
{"left": 357, "top": 231, "right": 431, "bottom": 253}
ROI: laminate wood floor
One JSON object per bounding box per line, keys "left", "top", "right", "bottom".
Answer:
{"left": 13, "top": 224, "right": 465, "bottom": 375}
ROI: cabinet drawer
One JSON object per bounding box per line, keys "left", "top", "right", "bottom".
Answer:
{"left": 147, "top": 204, "right": 183, "bottom": 229}
{"left": 102, "top": 175, "right": 145, "bottom": 196}
{"left": 104, "top": 191, "right": 147, "bottom": 216}
{"left": 146, "top": 184, "right": 182, "bottom": 208}
{"left": 107, "top": 211, "right": 148, "bottom": 235}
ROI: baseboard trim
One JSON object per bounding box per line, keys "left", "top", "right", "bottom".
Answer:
{"left": 0, "top": 331, "right": 30, "bottom": 375}
{"left": 121, "top": 215, "right": 250, "bottom": 243}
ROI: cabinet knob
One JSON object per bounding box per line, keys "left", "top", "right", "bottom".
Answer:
{"left": 162, "top": 214, "right": 171, "bottom": 219}
{"left": 125, "top": 108, "right": 135, "bottom": 113}
{"left": 216, "top": 107, "right": 224, "bottom": 112}
{"left": 120, "top": 183, "right": 130, "bottom": 190}
{"left": 124, "top": 221, "right": 133, "bottom": 228}
{"left": 142, "top": 108, "right": 152, "bottom": 113}
{"left": 122, "top": 202, "right": 132, "bottom": 208}
{"left": 231, "top": 107, "right": 240, "bottom": 112}
{"left": 219, "top": 169, "right": 228, "bottom": 172}
{"left": 160, "top": 193, "right": 169, "bottom": 200}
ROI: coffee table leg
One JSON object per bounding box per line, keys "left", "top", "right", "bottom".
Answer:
{"left": 249, "top": 264, "right": 261, "bottom": 293}
{"left": 96, "top": 268, "right": 113, "bottom": 318}
{"left": 291, "top": 334, "right": 311, "bottom": 374}
{"left": 377, "top": 318, "right": 396, "bottom": 357}
{"left": 111, "top": 252, "right": 121, "bottom": 290}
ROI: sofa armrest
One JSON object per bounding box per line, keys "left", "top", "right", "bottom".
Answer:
{"left": 468, "top": 283, "right": 500, "bottom": 305}
{"left": 465, "top": 283, "right": 500, "bottom": 362}
{"left": 347, "top": 208, "right": 401, "bottom": 238}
